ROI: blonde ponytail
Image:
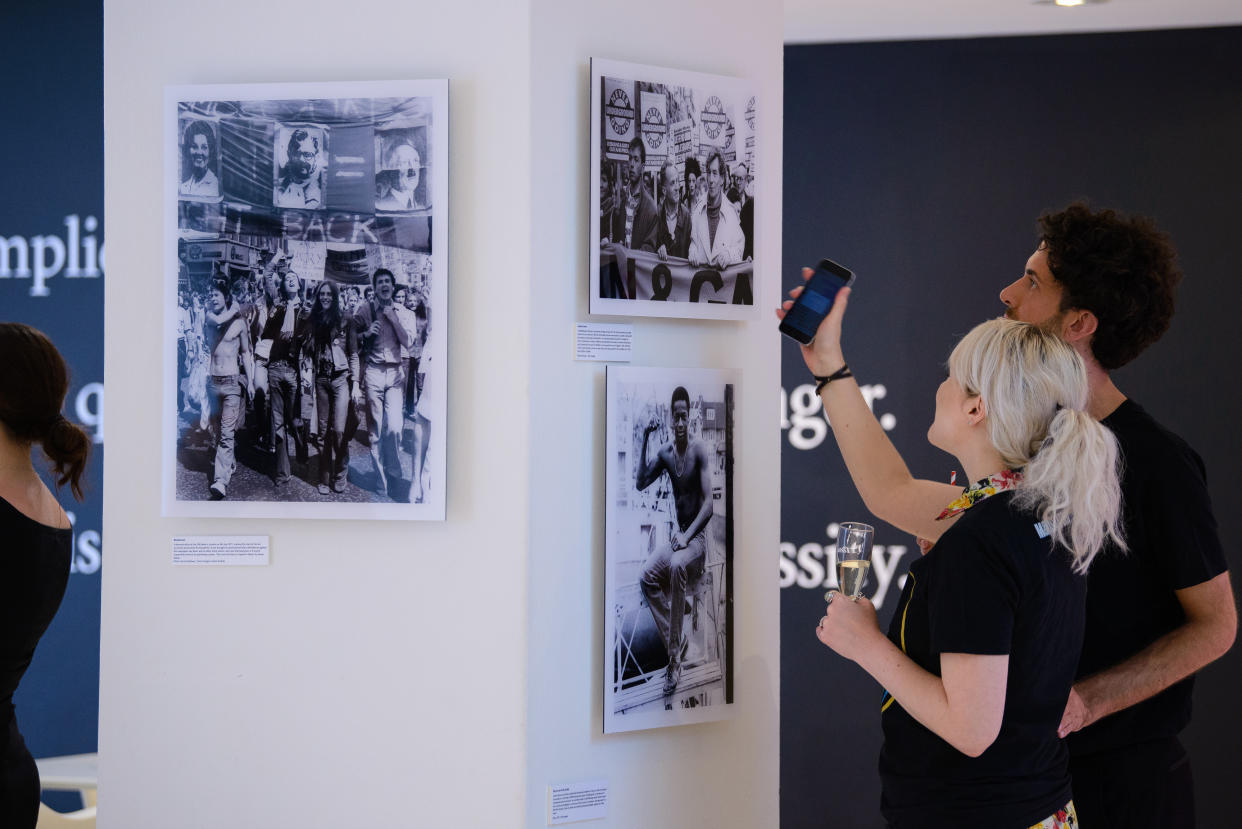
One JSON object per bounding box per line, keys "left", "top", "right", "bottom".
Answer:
{"left": 1015, "top": 407, "right": 1125, "bottom": 573}
{"left": 949, "top": 319, "right": 1124, "bottom": 572}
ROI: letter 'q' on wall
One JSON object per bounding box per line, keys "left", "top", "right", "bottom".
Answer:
{"left": 0, "top": 2, "right": 105, "bottom": 784}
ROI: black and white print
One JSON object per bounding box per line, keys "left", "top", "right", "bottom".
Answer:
{"left": 374, "top": 127, "right": 431, "bottom": 214}
{"left": 604, "top": 366, "right": 735, "bottom": 733}
{"left": 273, "top": 125, "right": 328, "bottom": 210}
{"left": 163, "top": 80, "right": 448, "bottom": 520}
{"left": 178, "top": 117, "right": 222, "bottom": 202}
{"left": 590, "top": 58, "right": 758, "bottom": 320}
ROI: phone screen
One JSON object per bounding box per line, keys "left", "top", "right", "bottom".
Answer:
{"left": 779, "top": 259, "right": 854, "bottom": 344}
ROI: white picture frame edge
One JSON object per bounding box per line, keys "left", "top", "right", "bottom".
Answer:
{"left": 602, "top": 364, "right": 739, "bottom": 734}
{"left": 588, "top": 57, "right": 760, "bottom": 323}
{"left": 161, "top": 79, "right": 449, "bottom": 521}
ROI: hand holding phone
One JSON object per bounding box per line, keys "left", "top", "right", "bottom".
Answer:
{"left": 778, "top": 259, "right": 855, "bottom": 345}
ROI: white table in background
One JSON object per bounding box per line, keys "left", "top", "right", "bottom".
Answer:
{"left": 36, "top": 753, "right": 98, "bottom": 808}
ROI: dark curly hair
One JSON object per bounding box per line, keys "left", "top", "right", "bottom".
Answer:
{"left": 1038, "top": 202, "right": 1182, "bottom": 370}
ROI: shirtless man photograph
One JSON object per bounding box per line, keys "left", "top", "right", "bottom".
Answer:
{"left": 636, "top": 385, "right": 714, "bottom": 695}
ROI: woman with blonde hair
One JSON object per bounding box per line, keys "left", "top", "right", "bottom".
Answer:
{"left": 0, "top": 323, "right": 91, "bottom": 828}
{"left": 779, "top": 279, "right": 1123, "bottom": 829}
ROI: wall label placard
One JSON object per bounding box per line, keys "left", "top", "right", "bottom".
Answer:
{"left": 172, "top": 535, "right": 270, "bottom": 566}
{"left": 548, "top": 780, "right": 607, "bottom": 825}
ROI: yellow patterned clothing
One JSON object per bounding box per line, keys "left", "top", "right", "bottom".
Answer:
{"left": 1028, "top": 800, "right": 1077, "bottom": 829}
{"left": 935, "top": 468, "right": 1023, "bottom": 521}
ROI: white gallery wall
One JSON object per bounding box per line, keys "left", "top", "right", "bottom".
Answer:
{"left": 101, "top": 1, "right": 531, "bottom": 826}
{"left": 525, "top": 0, "right": 782, "bottom": 827}
{"left": 102, "top": 1, "right": 781, "bottom": 827}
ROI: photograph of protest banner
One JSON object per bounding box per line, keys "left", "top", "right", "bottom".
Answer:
{"left": 374, "top": 127, "right": 431, "bottom": 214}
{"left": 590, "top": 58, "right": 758, "bottom": 320}
{"left": 273, "top": 124, "right": 328, "bottom": 210}
{"left": 163, "top": 80, "right": 448, "bottom": 520}
{"left": 178, "top": 118, "right": 222, "bottom": 202}
{"left": 604, "top": 366, "right": 735, "bottom": 733}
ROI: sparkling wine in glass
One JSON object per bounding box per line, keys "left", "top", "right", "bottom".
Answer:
{"left": 836, "top": 522, "right": 875, "bottom": 600}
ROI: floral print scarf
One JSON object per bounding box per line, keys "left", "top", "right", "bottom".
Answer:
{"left": 934, "top": 468, "right": 1023, "bottom": 521}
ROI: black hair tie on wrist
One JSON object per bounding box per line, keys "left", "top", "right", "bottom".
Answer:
{"left": 814, "top": 364, "right": 852, "bottom": 395}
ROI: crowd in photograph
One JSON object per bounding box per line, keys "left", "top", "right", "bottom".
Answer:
{"left": 175, "top": 252, "right": 431, "bottom": 503}
{"left": 601, "top": 139, "right": 754, "bottom": 268}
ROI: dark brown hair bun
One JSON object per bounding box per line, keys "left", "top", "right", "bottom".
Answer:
{"left": 0, "top": 322, "right": 92, "bottom": 500}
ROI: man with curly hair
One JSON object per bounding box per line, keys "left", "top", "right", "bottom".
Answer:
{"left": 999, "top": 202, "right": 1236, "bottom": 829}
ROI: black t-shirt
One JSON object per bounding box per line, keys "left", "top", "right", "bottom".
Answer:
{"left": 1067, "top": 400, "right": 1228, "bottom": 757}
{"left": 879, "top": 491, "right": 1085, "bottom": 829}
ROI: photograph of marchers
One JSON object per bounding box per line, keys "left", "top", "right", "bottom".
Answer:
{"left": 604, "top": 366, "right": 735, "bottom": 734}
{"left": 163, "top": 80, "right": 447, "bottom": 520}
{"left": 590, "top": 57, "right": 757, "bottom": 320}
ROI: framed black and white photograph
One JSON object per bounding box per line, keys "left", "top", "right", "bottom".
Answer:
{"left": 590, "top": 58, "right": 758, "bottom": 320}
{"left": 604, "top": 366, "right": 735, "bottom": 733}
{"left": 163, "top": 80, "right": 448, "bottom": 520}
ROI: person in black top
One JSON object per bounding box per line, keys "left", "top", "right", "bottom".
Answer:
{"left": 308, "top": 280, "right": 360, "bottom": 495}
{"left": 654, "top": 160, "right": 692, "bottom": 261}
{"left": 260, "top": 270, "right": 309, "bottom": 487}
{"left": 999, "top": 203, "right": 1235, "bottom": 828}
{"left": 0, "top": 323, "right": 91, "bottom": 829}
{"left": 779, "top": 283, "right": 1125, "bottom": 826}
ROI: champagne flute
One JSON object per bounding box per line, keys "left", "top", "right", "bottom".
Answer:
{"left": 835, "top": 522, "right": 874, "bottom": 600}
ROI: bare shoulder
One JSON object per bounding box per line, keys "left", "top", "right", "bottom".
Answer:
{"left": 0, "top": 478, "right": 70, "bottom": 530}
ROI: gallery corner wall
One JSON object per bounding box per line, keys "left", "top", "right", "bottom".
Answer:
{"left": 102, "top": 0, "right": 783, "bottom": 827}
{"left": 525, "top": 0, "right": 783, "bottom": 825}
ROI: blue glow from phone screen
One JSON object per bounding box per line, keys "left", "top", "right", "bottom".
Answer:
{"left": 801, "top": 290, "right": 832, "bottom": 314}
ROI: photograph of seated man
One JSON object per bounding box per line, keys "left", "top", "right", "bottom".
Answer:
{"left": 636, "top": 385, "right": 713, "bottom": 696}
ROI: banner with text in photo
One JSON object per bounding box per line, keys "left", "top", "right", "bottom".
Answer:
{"left": 164, "top": 80, "right": 448, "bottom": 521}
{"left": 599, "top": 246, "right": 753, "bottom": 306}
{"left": 590, "top": 57, "right": 758, "bottom": 320}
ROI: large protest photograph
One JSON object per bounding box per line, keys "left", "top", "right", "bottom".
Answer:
{"left": 590, "top": 58, "right": 758, "bottom": 320}
{"left": 163, "top": 81, "right": 448, "bottom": 520}
{"left": 604, "top": 366, "right": 735, "bottom": 733}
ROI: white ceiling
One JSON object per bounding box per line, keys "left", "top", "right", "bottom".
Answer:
{"left": 785, "top": 0, "right": 1242, "bottom": 44}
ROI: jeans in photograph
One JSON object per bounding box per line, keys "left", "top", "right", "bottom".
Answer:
{"left": 640, "top": 527, "right": 707, "bottom": 666}
{"left": 315, "top": 369, "right": 350, "bottom": 488}
{"left": 268, "top": 361, "right": 299, "bottom": 483}
{"left": 207, "top": 374, "right": 241, "bottom": 494}
{"left": 364, "top": 362, "right": 405, "bottom": 488}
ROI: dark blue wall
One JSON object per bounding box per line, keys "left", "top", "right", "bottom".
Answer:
{"left": 0, "top": 2, "right": 104, "bottom": 809}
{"left": 781, "top": 26, "right": 1242, "bottom": 828}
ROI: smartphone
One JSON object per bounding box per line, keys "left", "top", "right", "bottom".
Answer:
{"left": 779, "top": 258, "right": 856, "bottom": 344}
